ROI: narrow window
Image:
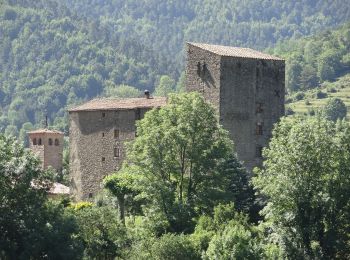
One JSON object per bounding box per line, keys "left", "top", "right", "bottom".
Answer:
{"left": 54, "top": 139, "right": 59, "bottom": 146}
{"left": 256, "top": 102, "right": 263, "bottom": 113}
{"left": 88, "top": 193, "right": 93, "bottom": 198}
{"left": 256, "top": 123, "right": 263, "bottom": 135}
{"left": 102, "top": 157, "right": 105, "bottom": 162}
{"left": 102, "top": 112, "right": 106, "bottom": 118}
{"left": 33, "top": 138, "right": 37, "bottom": 145}
{"left": 102, "top": 132, "right": 105, "bottom": 137}
{"left": 237, "top": 62, "right": 241, "bottom": 69}
{"left": 114, "top": 147, "right": 120, "bottom": 158}
{"left": 256, "top": 146, "right": 263, "bottom": 158}
{"left": 197, "top": 62, "right": 201, "bottom": 75}
{"left": 48, "top": 138, "right": 53, "bottom": 146}
{"left": 114, "top": 129, "right": 120, "bottom": 139}
{"left": 38, "top": 138, "right": 42, "bottom": 145}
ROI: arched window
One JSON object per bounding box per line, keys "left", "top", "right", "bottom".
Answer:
{"left": 54, "top": 139, "right": 59, "bottom": 146}
{"left": 38, "top": 138, "right": 42, "bottom": 145}
{"left": 33, "top": 138, "right": 37, "bottom": 145}
{"left": 48, "top": 138, "right": 53, "bottom": 146}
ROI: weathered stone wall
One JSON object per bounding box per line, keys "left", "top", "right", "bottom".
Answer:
{"left": 186, "top": 44, "right": 221, "bottom": 111}
{"left": 69, "top": 108, "right": 149, "bottom": 200}
{"left": 220, "top": 57, "right": 285, "bottom": 171}
{"left": 186, "top": 43, "right": 285, "bottom": 172}
{"left": 28, "top": 133, "right": 63, "bottom": 173}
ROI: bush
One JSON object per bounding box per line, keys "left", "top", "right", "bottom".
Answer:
{"left": 321, "top": 98, "right": 347, "bottom": 121}
{"left": 285, "top": 107, "right": 295, "bottom": 116}
{"left": 327, "top": 87, "right": 337, "bottom": 93}
{"left": 315, "top": 90, "right": 327, "bottom": 99}
{"left": 294, "top": 92, "right": 305, "bottom": 101}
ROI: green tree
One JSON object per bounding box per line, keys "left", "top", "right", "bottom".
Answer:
{"left": 253, "top": 117, "right": 350, "bottom": 259}
{"left": 74, "top": 205, "right": 129, "bottom": 259}
{"left": 0, "top": 134, "right": 82, "bottom": 259}
{"left": 122, "top": 92, "right": 234, "bottom": 232}
{"left": 321, "top": 98, "right": 347, "bottom": 121}
{"left": 104, "top": 83, "right": 141, "bottom": 98}
{"left": 154, "top": 75, "right": 176, "bottom": 96}
{"left": 104, "top": 172, "right": 135, "bottom": 225}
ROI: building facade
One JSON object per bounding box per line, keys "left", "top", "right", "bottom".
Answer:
{"left": 28, "top": 129, "right": 64, "bottom": 173}
{"left": 69, "top": 97, "right": 166, "bottom": 200}
{"left": 186, "top": 42, "right": 285, "bottom": 171}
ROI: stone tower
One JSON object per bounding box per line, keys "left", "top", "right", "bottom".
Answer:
{"left": 28, "top": 129, "right": 64, "bottom": 173}
{"left": 185, "top": 42, "right": 285, "bottom": 171}
{"left": 68, "top": 96, "right": 166, "bottom": 200}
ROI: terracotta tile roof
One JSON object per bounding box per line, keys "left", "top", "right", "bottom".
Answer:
{"left": 69, "top": 97, "right": 167, "bottom": 112}
{"left": 27, "top": 128, "right": 64, "bottom": 135}
{"left": 188, "top": 42, "right": 284, "bottom": 61}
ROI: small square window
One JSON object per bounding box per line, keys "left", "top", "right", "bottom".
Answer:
{"left": 102, "top": 157, "right": 105, "bottom": 162}
{"left": 48, "top": 138, "right": 53, "bottom": 146}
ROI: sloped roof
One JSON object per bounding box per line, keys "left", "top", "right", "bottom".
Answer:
{"left": 27, "top": 129, "right": 64, "bottom": 135}
{"left": 188, "top": 42, "right": 284, "bottom": 61}
{"left": 69, "top": 97, "right": 167, "bottom": 112}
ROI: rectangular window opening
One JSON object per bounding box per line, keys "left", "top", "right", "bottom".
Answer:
{"left": 114, "top": 147, "right": 120, "bottom": 158}
{"left": 256, "top": 123, "right": 263, "bottom": 135}
{"left": 114, "top": 129, "right": 120, "bottom": 139}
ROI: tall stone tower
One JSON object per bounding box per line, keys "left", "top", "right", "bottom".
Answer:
{"left": 28, "top": 129, "right": 64, "bottom": 173}
{"left": 186, "top": 42, "right": 285, "bottom": 171}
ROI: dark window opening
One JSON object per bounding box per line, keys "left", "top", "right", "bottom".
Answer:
{"left": 54, "top": 139, "right": 59, "bottom": 146}
{"left": 135, "top": 108, "right": 141, "bottom": 120}
{"left": 102, "top": 157, "right": 105, "bottom": 162}
{"left": 88, "top": 193, "right": 93, "bottom": 198}
{"left": 114, "top": 147, "right": 120, "bottom": 158}
{"left": 202, "top": 63, "right": 207, "bottom": 75}
{"left": 197, "top": 62, "right": 201, "bottom": 75}
{"left": 256, "top": 102, "right": 264, "bottom": 113}
{"left": 38, "top": 138, "right": 42, "bottom": 145}
{"left": 256, "top": 146, "right": 263, "bottom": 158}
{"left": 102, "top": 132, "right": 105, "bottom": 137}
{"left": 114, "top": 129, "right": 120, "bottom": 139}
{"left": 48, "top": 138, "right": 53, "bottom": 146}
{"left": 33, "top": 138, "right": 37, "bottom": 145}
{"left": 274, "top": 90, "right": 280, "bottom": 97}
{"left": 102, "top": 112, "right": 106, "bottom": 118}
{"left": 237, "top": 62, "right": 241, "bottom": 69}
{"left": 256, "top": 123, "right": 263, "bottom": 135}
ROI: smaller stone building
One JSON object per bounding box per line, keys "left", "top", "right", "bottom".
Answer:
{"left": 69, "top": 96, "right": 166, "bottom": 200}
{"left": 28, "top": 129, "right": 64, "bottom": 173}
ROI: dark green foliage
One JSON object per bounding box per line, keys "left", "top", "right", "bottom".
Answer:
{"left": 0, "top": 134, "right": 82, "bottom": 259}
{"left": 315, "top": 90, "right": 328, "bottom": 99}
{"left": 273, "top": 23, "right": 350, "bottom": 92}
{"left": 129, "top": 233, "right": 200, "bottom": 260}
{"left": 254, "top": 117, "right": 350, "bottom": 259}
{"left": 74, "top": 205, "right": 129, "bottom": 259}
{"left": 1, "top": 0, "right": 350, "bottom": 137}
{"left": 321, "top": 98, "right": 347, "bottom": 121}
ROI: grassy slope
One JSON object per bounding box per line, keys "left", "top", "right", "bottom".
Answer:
{"left": 287, "top": 74, "right": 350, "bottom": 119}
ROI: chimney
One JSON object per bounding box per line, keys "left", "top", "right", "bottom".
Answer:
{"left": 144, "top": 89, "right": 150, "bottom": 99}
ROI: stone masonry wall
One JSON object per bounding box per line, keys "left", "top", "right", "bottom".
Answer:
{"left": 186, "top": 43, "right": 285, "bottom": 172}
{"left": 69, "top": 108, "right": 149, "bottom": 200}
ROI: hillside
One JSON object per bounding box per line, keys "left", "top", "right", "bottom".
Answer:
{"left": 0, "top": 0, "right": 350, "bottom": 140}
{"left": 286, "top": 74, "right": 350, "bottom": 119}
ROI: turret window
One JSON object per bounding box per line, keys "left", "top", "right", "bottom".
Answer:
{"left": 54, "top": 139, "right": 59, "bottom": 146}
{"left": 38, "top": 138, "right": 42, "bottom": 145}
{"left": 48, "top": 138, "right": 53, "bottom": 146}
{"left": 33, "top": 138, "right": 37, "bottom": 145}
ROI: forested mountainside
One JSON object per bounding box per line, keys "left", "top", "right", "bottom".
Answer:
{"left": 271, "top": 23, "right": 350, "bottom": 92}
{"left": 0, "top": 0, "right": 350, "bottom": 139}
